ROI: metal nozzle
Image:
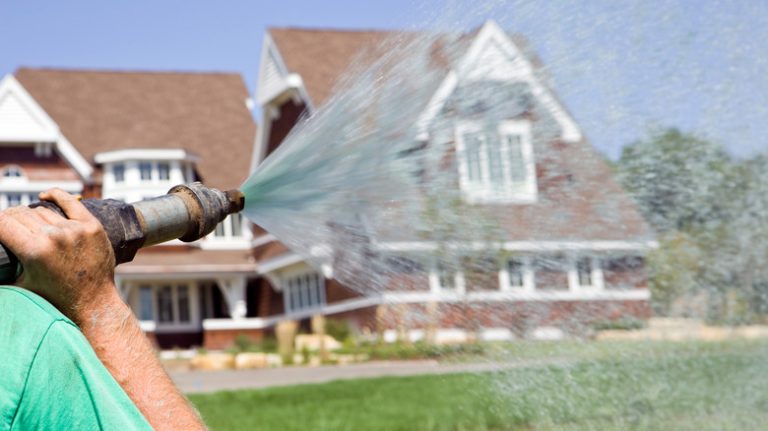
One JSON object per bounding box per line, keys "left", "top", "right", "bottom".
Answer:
{"left": 225, "top": 189, "right": 245, "bottom": 214}
{"left": 133, "top": 182, "right": 246, "bottom": 246}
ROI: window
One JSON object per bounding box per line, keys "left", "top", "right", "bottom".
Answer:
{"left": 214, "top": 222, "right": 226, "bottom": 237}
{"left": 139, "top": 162, "right": 153, "bottom": 181}
{"left": 157, "top": 285, "right": 174, "bottom": 323}
{"left": 3, "top": 166, "right": 23, "bottom": 178}
{"left": 230, "top": 213, "right": 243, "bottom": 237}
{"left": 284, "top": 272, "right": 325, "bottom": 314}
{"left": 138, "top": 286, "right": 153, "bottom": 321}
{"left": 457, "top": 121, "right": 536, "bottom": 202}
{"left": 141, "top": 283, "right": 193, "bottom": 326}
{"left": 113, "top": 163, "right": 125, "bottom": 183}
{"left": 0, "top": 193, "right": 38, "bottom": 210}
{"left": 437, "top": 263, "right": 457, "bottom": 291}
{"left": 572, "top": 256, "right": 603, "bottom": 290}
{"left": 576, "top": 257, "right": 593, "bottom": 287}
{"left": 157, "top": 162, "right": 170, "bottom": 181}
{"left": 6, "top": 193, "right": 21, "bottom": 208}
{"left": 212, "top": 214, "right": 246, "bottom": 239}
{"left": 507, "top": 258, "right": 525, "bottom": 288}
{"left": 177, "top": 285, "right": 190, "bottom": 323}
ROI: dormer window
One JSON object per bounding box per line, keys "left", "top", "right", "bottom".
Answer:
{"left": 212, "top": 213, "right": 246, "bottom": 239}
{"left": 3, "top": 165, "right": 24, "bottom": 179}
{"left": 139, "top": 162, "right": 153, "bottom": 181}
{"left": 113, "top": 163, "right": 125, "bottom": 183}
{"left": 157, "top": 162, "right": 170, "bottom": 181}
{"left": 456, "top": 120, "right": 537, "bottom": 203}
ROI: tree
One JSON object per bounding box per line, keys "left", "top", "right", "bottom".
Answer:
{"left": 617, "top": 128, "right": 739, "bottom": 318}
{"left": 617, "top": 128, "right": 734, "bottom": 234}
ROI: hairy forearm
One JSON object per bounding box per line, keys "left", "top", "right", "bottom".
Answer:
{"left": 77, "top": 287, "right": 206, "bottom": 431}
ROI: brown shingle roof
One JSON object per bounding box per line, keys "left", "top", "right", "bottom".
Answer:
{"left": 268, "top": 27, "right": 540, "bottom": 109}
{"left": 269, "top": 28, "right": 394, "bottom": 107}
{"left": 15, "top": 68, "right": 256, "bottom": 189}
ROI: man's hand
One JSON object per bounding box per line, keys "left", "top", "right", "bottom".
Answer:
{"left": 0, "top": 189, "right": 118, "bottom": 325}
{"left": 0, "top": 189, "right": 207, "bottom": 430}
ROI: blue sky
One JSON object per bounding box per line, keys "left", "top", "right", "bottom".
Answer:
{"left": 2, "top": 0, "right": 766, "bottom": 159}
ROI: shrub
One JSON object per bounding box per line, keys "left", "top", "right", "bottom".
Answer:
{"left": 234, "top": 334, "right": 256, "bottom": 352}
{"left": 325, "top": 319, "right": 353, "bottom": 342}
{"left": 593, "top": 317, "right": 646, "bottom": 331}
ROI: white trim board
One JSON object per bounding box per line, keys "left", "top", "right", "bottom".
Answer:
{"left": 375, "top": 240, "right": 659, "bottom": 252}
{"left": 382, "top": 289, "right": 650, "bottom": 303}
{"left": 94, "top": 149, "right": 199, "bottom": 164}
{"left": 0, "top": 180, "right": 83, "bottom": 193}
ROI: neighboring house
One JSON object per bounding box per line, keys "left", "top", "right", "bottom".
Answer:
{"left": 234, "top": 20, "right": 657, "bottom": 344}
{"left": 0, "top": 68, "right": 257, "bottom": 348}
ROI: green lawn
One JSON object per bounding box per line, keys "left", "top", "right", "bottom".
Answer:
{"left": 190, "top": 340, "right": 768, "bottom": 431}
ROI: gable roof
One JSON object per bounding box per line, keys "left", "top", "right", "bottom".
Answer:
{"left": 268, "top": 28, "right": 394, "bottom": 108}
{"left": 15, "top": 68, "right": 257, "bottom": 189}
{"left": 267, "top": 25, "right": 549, "bottom": 109}
{"left": 260, "top": 23, "right": 653, "bottom": 248}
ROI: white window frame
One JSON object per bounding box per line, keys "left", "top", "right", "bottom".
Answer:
{"left": 130, "top": 281, "right": 201, "bottom": 332}
{"left": 499, "top": 255, "right": 534, "bottom": 292}
{"left": 568, "top": 256, "right": 604, "bottom": 292}
{"left": 0, "top": 192, "right": 38, "bottom": 210}
{"left": 282, "top": 270, "right": 326, "bottom": 314}
{"left": 112, "top": 163, "right": 125, "bottom": 183}
{"left": 429, "top": 263, "right": 466, "bottom": 294}
{"left": 102, "top": 160, "right": 186, "bottom": 203}
{"left": 455, "top": 120, "right": 537, "bottom": 204}
{"left": 2, "top": 165, "right": 24, "bottom": 179}
{"left": 203, "top": 213, "right": 252, "bottom": 250}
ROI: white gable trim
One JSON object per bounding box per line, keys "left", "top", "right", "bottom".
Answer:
{"left": 256, "top": 33, "right": 314, "bottom": 110}
{"left": 417, "top": 20, "right": 582, "bottom": 143}
{"left": 251, "top": 34, "right": 316, "bottom": 170}
{"left": 0, "top": 75, "right": 58, "bottom": 142}
{"left": 0, "top": 74, "right": 93, "bottom": 180}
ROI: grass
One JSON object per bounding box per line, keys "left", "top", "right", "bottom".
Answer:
{"left": 190, "top": 340, "right": 768, "bottom": 431}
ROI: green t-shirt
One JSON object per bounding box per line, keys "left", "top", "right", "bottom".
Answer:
{"left": 0, "top": 287, "right": 152, "bottom": 431}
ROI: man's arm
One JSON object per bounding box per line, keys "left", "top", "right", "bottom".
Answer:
{"left": 0, "top": 189, "right": 206, "bottom": 431}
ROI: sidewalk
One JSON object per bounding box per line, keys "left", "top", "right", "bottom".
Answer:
{"left": 171, "top": 360, "right": 541, "bottom": 394}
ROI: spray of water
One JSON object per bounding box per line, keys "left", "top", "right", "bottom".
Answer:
{"left": 238, "top": 1, "right": 768, "bottom": 427}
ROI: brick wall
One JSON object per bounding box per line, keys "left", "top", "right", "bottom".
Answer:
{"left": 203, "top": 328, "right": 265, "bottom": 350}
{"left": 375, "top": 300, "right": 651, "bottom": 337}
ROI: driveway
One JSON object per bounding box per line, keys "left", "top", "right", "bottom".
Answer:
{"left": 171, "top": 360, "right": 548, "bottom": 394}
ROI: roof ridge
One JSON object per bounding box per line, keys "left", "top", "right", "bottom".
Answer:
{"left": 268, "top": 26, "right": 398, "bottom": 34}
{"left": 15, "top": 66, "right": 242, "bottom": 77}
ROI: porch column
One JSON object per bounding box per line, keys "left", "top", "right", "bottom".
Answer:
{"left": 217, "top": 277, "right": 247, "bottom": 319}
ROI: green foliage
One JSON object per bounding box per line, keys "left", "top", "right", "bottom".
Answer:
{"left": 618, "top": 127, "right": 734, "bottom": 233}
{"left": 366, "top": 341, "right": 487, "bottom": 360}
{"left": 615, "top": 127, "right": 768, "bottom": 321}
{"left": 324, "top": 318, "right": 352, "bottom": 342}
{"left": 229, "top": 334, "right": 278, "bottom": 354}
{"left": 190, "top": 341, "right": 768, "bottom": 431}
{"left": 301, "top": 345, "right": 311, "bottom": 365}
{"left": 592, "top": 317, "right": 646, "bottom": 331}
